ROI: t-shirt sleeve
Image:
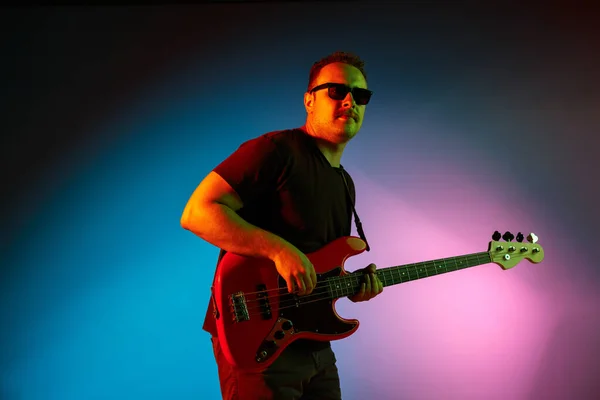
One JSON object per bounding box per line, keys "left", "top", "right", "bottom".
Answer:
{"left": 213, "top": 135, "right": 284, "bottom": 205}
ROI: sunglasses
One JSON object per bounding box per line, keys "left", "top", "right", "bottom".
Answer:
{"left": 309, "top": 83, "right": 373, "bottom": 105}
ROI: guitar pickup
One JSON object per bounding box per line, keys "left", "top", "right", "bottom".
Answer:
{"left": 230, "top": 292, "right": 250, "bottom": 322}
{"left": 256, "top": 284, "right": 272, "bottom": 320}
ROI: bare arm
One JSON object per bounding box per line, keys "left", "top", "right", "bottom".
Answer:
{"left": 181, "top": 171, "right": 288, "bottom": 259}
{"left": 180, "top": 171, "right": 316, "bottom": 294}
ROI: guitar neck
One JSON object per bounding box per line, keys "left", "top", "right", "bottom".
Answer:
{"left": 326, "top": 251, "right": 492, "bottom": 299}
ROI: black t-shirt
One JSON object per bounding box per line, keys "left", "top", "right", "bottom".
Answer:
{"left": 204, "top": 128, "right": 356, "bottom": 350}
{"left": 214, "top": 128, "right": 355, "bottom": 253}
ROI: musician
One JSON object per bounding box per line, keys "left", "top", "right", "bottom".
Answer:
{"left": 181, "top": 51, "right": 384, "bottom": 400}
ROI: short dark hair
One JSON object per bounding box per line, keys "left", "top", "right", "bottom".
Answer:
{"left": 307, "top": 51, "right": 368, "bottom": 92}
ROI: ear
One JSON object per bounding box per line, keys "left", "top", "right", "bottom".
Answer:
{"left": 304, "top": 92, "right": 314, "bottom": 113}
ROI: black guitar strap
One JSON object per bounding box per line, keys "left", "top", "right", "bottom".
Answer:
{"left": 338, "top": 165, "right": 371, "bottom": 252}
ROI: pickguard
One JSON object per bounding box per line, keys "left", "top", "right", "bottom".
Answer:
{"left": 277, "top": 267, "right": 356, "bottom": 335}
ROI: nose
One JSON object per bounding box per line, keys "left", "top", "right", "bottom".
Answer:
{"left": 341, "top": 91, "right": 356, "bottom": 108}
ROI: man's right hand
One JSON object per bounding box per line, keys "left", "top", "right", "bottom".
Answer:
{"left": 271, "top": 246, "right": 317, "bottom": 296}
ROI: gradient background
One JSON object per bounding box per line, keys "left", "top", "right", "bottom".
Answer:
{"left": 2, "top": 3, "right": 599, "bottom": 400}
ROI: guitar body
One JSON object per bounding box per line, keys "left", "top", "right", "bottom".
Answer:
{"left": 213, "top": 236, "right": 368, "bottom": 371}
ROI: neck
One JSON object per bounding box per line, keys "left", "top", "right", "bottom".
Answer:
{"left": 321, "top": 251, "right": 493, "bottom": 300}
{"left": 300, "top": 124, "right": 347, "bottom": 167}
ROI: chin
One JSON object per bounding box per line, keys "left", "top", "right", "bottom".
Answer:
{"left": 337, "top": 128, "right": 359, "bottom": 142}
{"left": 343, "top": 123, "right": 360, "bottom": 136}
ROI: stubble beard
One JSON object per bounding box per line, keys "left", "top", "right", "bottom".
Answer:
{"left": 308, "top": 115, "right": 360, "bottom": 144}
{"left": 336, "top": 118, "right": 360, "bottom": 142}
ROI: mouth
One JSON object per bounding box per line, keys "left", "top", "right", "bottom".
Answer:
{"left": 337, "top": 113, "right": 357, "bottom": 121}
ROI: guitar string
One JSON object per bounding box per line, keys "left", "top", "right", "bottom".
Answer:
{"left": 230, "top": 248, "right": 531, "bottom": 320}
{"left": 228, "top": 248, "right": 541, "bottom": 319}
{"left": 242, "top": 255, "right": 484, "bottom": 315}
{"left": 239, "top": 252, "right": 490, "bottom": 301}
{"left": 237, "top": 254, "right": 493, "bottom": 317}
{"left": 240, "top": 289, "right": 346, "bottom": 317}
{"left": 243, "top": 283, "right": 351, "bottom": 314}
{"left": 240, "top": 253, "right": 492, "bottom": 313}
{"left": 243, "top": 263, "right": 477, "bottom": 315}
{"left": 235, "top": 252, "right": 491, "bottom": 298}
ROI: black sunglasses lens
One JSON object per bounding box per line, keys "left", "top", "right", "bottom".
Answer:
{"left": 328, "top": 84, "right": 350, "bottom": 100}
{"left": 354, "top": 89, "right": 372, "bottom": 105}
{"left": 328, "top": 84, "right": 371, "bottom": 104}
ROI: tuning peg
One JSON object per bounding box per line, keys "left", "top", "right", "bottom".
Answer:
{"left": 502, "top": 231, "right": 514, "bottom": 242}
{"left": 492, "top": 231, "right": 502, "bottom": 241}
{"left": 516, "top": 232, "right": 524, "bottom": 243}
{"left": 527, "top": 233, "right": 539, "bottom": 243}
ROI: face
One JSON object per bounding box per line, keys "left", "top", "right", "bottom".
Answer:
{"left": 304, "top": 62, "right": 368, "bottom": 144}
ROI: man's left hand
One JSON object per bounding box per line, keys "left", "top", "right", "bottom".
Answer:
{"left": 348, "top": 263, "right": 383, "bottom": 302}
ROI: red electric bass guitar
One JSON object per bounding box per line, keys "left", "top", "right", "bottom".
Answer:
{"left": 212, "top": 232, "right": 544, "bottom": 371}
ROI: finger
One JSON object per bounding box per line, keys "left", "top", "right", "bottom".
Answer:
{"left": 371, "top": 273, "right": 378, "bottom": 291}
{"left": 310, "top": 266, "right": 317, "bottom": 289}
{"left": 375, "top": 276, "right": 383, "bottom": 294}
{"left": 296, "top": 276, "right": 306, "bottom": 295}
{"left": 357, "top": 276, "right": 366, "bottom": 294}
{"left": 378, "top": 275, "right": 384, "bottom": 293}
{"left": 304, "top": 275, "right": 314, "bottom": 294}
{"left": 365, "top": 274, "right": 372, "bottom": 294}
{"left": 369, "top": 273, "right": 378, "bottom": 297}
{"left": 367, "top": 263, "right": 377, "bottom": 273}
{"left": 286, "top": 277, "right": 294, "bottom": 294}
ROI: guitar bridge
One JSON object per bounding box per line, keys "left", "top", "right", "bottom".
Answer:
{"left": 230, "top": 291, "right": 249, "bottom": 322}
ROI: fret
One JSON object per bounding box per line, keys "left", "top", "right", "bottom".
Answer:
{"left": 437, "top": 260, "right": 445, "bottom": 274}
{"left": 421, "top": 262, "right": 429, "bottom": 277}
{"left": 380, "top": 270, "right": 388, "bottom": 286}
{"left": 335, "top": 277, "right": 342, "bottom": 297}
{"left": 433, "top": 261, "right": 440, "bottom": 275}
{"left": 426, "top": 261, "right": 434, "bottom": 276}
{"left": 345, "top": 276, "right": 353, "bottom": 297}
{"left": 346, "top": 278, "right": 350, "bottom": 297}
{"left": 413, "top": 264, "right": 419, "bottom": 280}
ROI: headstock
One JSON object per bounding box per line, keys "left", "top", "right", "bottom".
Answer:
{"left": 489, "top": 231, "right": 544, "bottom": 269}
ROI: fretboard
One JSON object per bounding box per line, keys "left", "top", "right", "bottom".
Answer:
{"left": 325, "top": 252, "right": 492, "bottom": 299}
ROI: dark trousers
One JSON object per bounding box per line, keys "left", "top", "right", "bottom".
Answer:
{"left": 211, "top": 337, "right": 342, "bottom": 400}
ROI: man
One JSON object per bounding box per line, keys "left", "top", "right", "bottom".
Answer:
{"left": 181, "top": 51, "right": 383, "bottom": 399}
